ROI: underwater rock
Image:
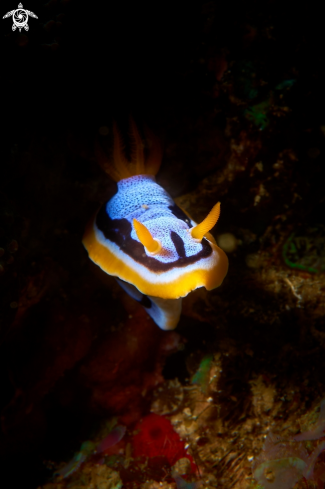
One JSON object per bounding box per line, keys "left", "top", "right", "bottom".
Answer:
{"left": 253, "top": 400, "right": 325, "bottom": 489}
{"left": 76, "top": 309, "right": 182, "bottom": 421}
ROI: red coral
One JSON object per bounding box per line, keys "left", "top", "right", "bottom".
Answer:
{"left": 132, "top": 413, "right": 196, "bottom": 472}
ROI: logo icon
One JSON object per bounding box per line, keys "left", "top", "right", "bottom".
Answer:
{"left": 3, "top": 3, "right": 38, "bottom": 32}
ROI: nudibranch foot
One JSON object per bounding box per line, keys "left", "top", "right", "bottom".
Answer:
{"left": 117, "top": 279, "right": 181, "bottom": 330}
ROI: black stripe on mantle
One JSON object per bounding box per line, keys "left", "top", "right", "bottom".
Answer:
{"left": 96, "top": 203, "right": 212, "bottom": 273}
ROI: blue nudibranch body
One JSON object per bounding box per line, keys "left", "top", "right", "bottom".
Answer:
{"left": 83, "top": 121, "right": 228, "bottom": 330}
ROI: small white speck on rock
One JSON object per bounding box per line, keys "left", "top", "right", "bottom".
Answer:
{"left": 217, "top": 233, "right": 237, "bottom": 253}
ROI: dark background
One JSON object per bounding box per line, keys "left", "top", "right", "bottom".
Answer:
{"left": 1, "top": 1, "right": 325, "bottom": 488}
{"left": 1, "top": 0, "right": 322, "bottom": 141}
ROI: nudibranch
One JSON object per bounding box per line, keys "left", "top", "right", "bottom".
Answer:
{"left": 83, "top": 120, "right": 228, "bottom": 330}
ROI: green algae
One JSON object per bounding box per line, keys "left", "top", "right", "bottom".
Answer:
{"left": 282, "top": 225, "right": 325, "bottom": 273}
{"left": 191, "top": 354, "right": 213, "bottom": 394}
{"left": 245, "top": 99, "right": 270, "bottom": 130}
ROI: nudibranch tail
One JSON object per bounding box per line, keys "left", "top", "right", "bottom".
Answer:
{"left": 133, "top": 218, "right": 162, "bottom": 254}
{"left": 191, "top": 202, "right": 221, "bottom": 241}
